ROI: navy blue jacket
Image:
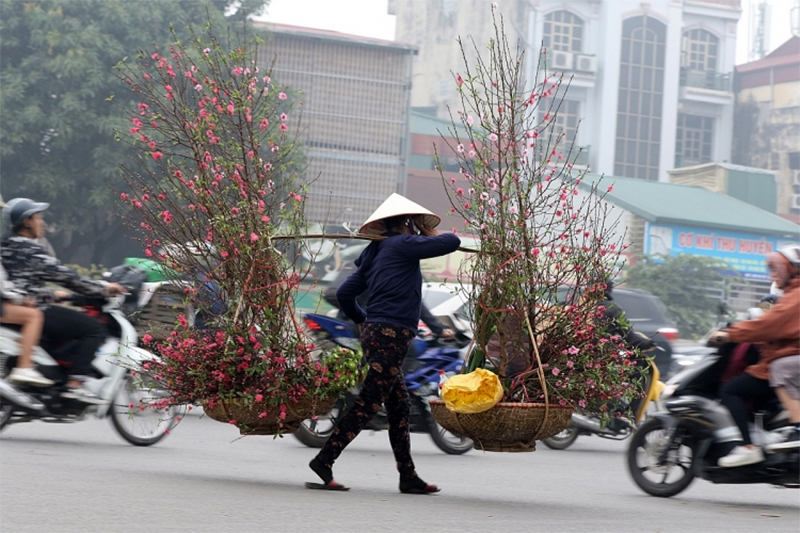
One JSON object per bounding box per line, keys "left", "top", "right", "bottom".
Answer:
{"left": 336, "top": 232, "right": 461, "bottom": 334}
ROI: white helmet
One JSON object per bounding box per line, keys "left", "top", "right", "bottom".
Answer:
{"left": 777, "top": 245, "right": 800, "bottom": 270}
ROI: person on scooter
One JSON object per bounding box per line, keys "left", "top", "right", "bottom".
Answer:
{"left": 764, "top": 256, "right": 800, "bottom": 452}
{"left": 711, "top": 245, "right": 800, "bottom": 467}
{"left": 1, "top": 198, "right": 126, "bottom": 404}
{"left": 1, "top": 263, "right": 53, "bottom": 387}
{"left": 307, "top": 193, "right": 460, "bottom": 493}
{"left": 598, "top": 278, "right": 656, "bottom": 431}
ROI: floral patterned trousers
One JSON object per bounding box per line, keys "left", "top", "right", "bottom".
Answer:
{"left": 315, "top": 322, "right": 417, "bottom": 481}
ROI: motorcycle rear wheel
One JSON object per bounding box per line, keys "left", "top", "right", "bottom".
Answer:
{"left": 542, "top": 426, "right": 580, "bottom": 450}
{"left": 110, "top": 373, "right": 180, "bottom": 446}
{"left": 427, "top": 412, "right": 473, "bottom": 455}
{"left": 294, "top": 399, "right": 343, "bottom": 448}
{"left": 627, "top": 417, "right": 695, "bottom": 497}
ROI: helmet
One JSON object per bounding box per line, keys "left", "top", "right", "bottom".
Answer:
{"left": 776, "top": 245, "right": 800, "bottom": 271}
{"left": 2, "top": 198, "right": 49, "bottom": 229}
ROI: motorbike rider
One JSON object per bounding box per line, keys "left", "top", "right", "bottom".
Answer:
{"left": 711, "top": 245, "right": 800, "bottom": 467}
{"left": 1, "top": 263, "right": 53, "bottom": 387}
{"left": 1, "top": 198, "right": 126, "bottom": 404}
{"left": 765, "top": 259, "right": 800, "bottom": 452}
{"left": 598, "top": 278, "right": 656, "bottom": 431}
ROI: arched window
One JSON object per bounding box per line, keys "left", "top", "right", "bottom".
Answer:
{"left": 681, "top": 29, "right": 718, "bottom": 72}
{"left": 614, "top": 16, "right": 667, "bottom": 181}
{"left": 543, "top": 10, "right": 584, "bottom": 53}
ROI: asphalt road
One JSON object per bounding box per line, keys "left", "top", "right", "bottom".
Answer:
{"left": 1, "top": 413, "right": 798, "bottom": 533}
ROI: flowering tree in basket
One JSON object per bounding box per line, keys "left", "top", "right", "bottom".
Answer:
{"left": 436, "top": 8, "right": 643, "bottom": 411}
{"left": 114, "top": 22, "right": 359, "bottom": 434}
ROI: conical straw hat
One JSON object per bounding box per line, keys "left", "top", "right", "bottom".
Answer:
{"left": 358, "top": 193, "right": 441, "bottom": 236}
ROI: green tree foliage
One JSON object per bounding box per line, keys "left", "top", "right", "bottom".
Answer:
{"left": 0, "top": 0, "right": 268, "bottom": 265}
{"left": 623, "top": 254, "right": 732, "bottom": 339}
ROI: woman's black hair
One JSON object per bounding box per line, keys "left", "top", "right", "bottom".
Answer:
{"left": 383, "top": 215, "right": 407, "bottom": 232}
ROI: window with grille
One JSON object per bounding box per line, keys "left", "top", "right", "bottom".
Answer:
{"left": 614, "top": 16, "right": 666, "bottom": 181}
{"left": 681, "top": 29, "right": 718, "bottom": 72}
{"left": 543, "top": 10, "right": 584, "bottom": 53}
{"left": 674, "top": 114, "right": 714, "bottom": 167}
{"left": 539, "top": 99, "right": 581, "bottom": 143}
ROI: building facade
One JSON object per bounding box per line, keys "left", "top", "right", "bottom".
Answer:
{"left": 391, "top": 0, "right": 740, "bottom": 183}
{"left": 256, "top": 23, "right": 417, "bottom": 226}
{"left": 734, "top": 36, "right": 800, "bottom": 219}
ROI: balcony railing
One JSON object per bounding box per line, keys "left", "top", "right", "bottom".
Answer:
{"left": 679, "top": 67, "right": 732, "bottom": 92}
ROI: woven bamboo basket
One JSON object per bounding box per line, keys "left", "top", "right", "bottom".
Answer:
{"left": 202, "top": 395, "right": 338, "bottom": 436}
{"left": 429, "top": 399, "right": 573, "bottom": 452}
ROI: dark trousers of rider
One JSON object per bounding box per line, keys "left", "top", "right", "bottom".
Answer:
{"left": 42, "top": 305, "right": 105, "bottom": 377}
{"left": 720, "top": 373, "right": 776, "bottom": 445}
{"left": 315, "top": 322, "right": 418, "bottom": 481}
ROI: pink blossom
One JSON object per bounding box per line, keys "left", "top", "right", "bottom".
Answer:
{"left": 151, "top": 151, "right": 163, "bottom": 160}
{"left": 552, "top": 367, "right": 561, "bottom": 376}
{"left": 278, "top": 92, "right": 287, "bottom": 100}
{"left": 489, "top": 133, "right": 498, "bottom": 142}
{"left": 456, "top": 74, "right": 463, "bottom": 86}
{"left": 280, "top": 113, "right": 288, "bottom": 121}
{"left": 250, "top": 233, "right": 259, "bottom": 242}
{"left": 607, "top": 185, "right": 614, "bottom": 192}
{"left": 467, "top": 115, "right": 474, "bottom": 126}
{"left": 259, "top": 118, "right": 269, "bottom": 130}
{"left": 456, "top": 187, "right": 464, "bottom": 196}
{"left": 203, "top": 48, "right": 210, "bottom": 55}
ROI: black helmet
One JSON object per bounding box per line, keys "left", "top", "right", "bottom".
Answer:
{"left": 2, "top": 198, "right": 49, "bottom": 229}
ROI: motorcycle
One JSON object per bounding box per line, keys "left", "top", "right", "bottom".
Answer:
{"left": 0, "top": 267, "right": 181, "bottom": 446}
{"left": 295, "top": 312, "right": 474, "bottom": 455}
{"left": 627, "top": 342, "right": 799, "bottom": 497}
{"left": 542, "top": 349, "right": 666, "bottom": 450}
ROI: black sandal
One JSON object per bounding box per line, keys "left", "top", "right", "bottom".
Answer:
{"left": 399, "top": 477, "right": 440, "bottom": 494}
{"left": 307, "top": 458, "right": 349, "bottom": 491}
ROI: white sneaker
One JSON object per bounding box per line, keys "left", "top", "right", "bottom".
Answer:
{"left": 7, "top": 367, "right": 55, "bottom": 387}
{"left": 767, "top": 429, "right": 800, "bottom": 452}
{"left": 62, "top": 386, "right": 109, "bottom": 405}
{"left": 718, "top": 445, "right": 765, "bottom": 468}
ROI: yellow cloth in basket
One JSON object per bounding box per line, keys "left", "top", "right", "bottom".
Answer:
{"left": 441, "top": 368, "right": 504, "bottom": 414}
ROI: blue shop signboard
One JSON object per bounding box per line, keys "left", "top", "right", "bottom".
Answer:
{"left": 644, "top": 223, "right": 796, "bottom": 281}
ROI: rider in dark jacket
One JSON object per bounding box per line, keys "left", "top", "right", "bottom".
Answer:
{"left": 1, "top": 198, "right": 125, "bottom": 404}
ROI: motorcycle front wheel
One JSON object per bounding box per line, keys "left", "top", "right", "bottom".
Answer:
{"left": 542, "top": 426, "right": 580, "bottom": 450}
{"left": 627, "top": 417, "right": 695, "bottom": 497}
{"left": 110, "top": 373, "right": 180, "bottom": 446}
{"left": 294, "top": 399, "right": 344, "bottom": 448}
